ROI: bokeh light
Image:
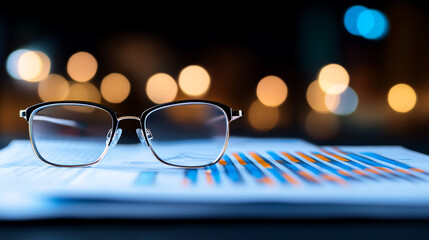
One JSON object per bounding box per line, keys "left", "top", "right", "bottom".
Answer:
{"left": 306, "top": 80, "right": 329, "bottom": 113}
{"left": 325, "top": 87, "right": 359, "bottom": 116}
{"left": 67, "top": 82, "right": 101, "bottom": 103}
{"left": 318, "top": 63, "right": 349, "bottom": 94}
{"left": 344, "top": 5, "right": 367, "bottom": 36}
{"left": 38, "top": 74, "right": 69, "bottom": 102}
{"left": 146, "top": 73, "right": 178, "bottom": 104}
{"left": 100, "top": 73, "right": 131, "bottom": 103}
{"left": 67, "top": 52, "right": 98, "bottom": 82}
{"left": 178, "top": 65, "right": 211, "bottom": 96}
{"left": 256, "top": 75, "right": 288, "bottom": 107}
{"left": 388, "top": 84, "right": 417, "bottom": 113}
{"left": 248, "top": 100, "right": 279, "bottom": 131}
{"left": 17, "top": 51, "right": 42, "bottom": 81}
{"left": 7, "top": 49, "right": 51, "bottom": 82}
{"left": 305, "top": 111, "right": 339, "bottom": 140}
{"left": 6, "top": 49, "right": 28, "bottom": 80}
{"left": 357, "top": 9, "right": 389, "bottom": 40}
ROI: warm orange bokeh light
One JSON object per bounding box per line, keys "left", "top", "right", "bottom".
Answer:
{"left": 101, "top": 73, "right": 131, "bottom": 103}
{"left": 146, "top": 73, "right": 178, "bottom": 104}
{"left": 306, "top": 80, "right": 329, "bottom": 113}
{"left": 67, "top": 82, "right": 101, "bottom": 103}
{"left": 38, "top": 74, "right": 69, "bottom": 101}
{"left": 318, "top": 63, "right": 349, "bottom": 94}
{"left": 256, "top": 75, "right": 288, "bottom": 107}
{"left": 178, "top": 65, "right": 211, "bottom": 96}
{"left": 387, "top": 84, "right": 417, "bottom": 113}
{"left": 67, "top": 52, "right": 98, "bottom": 82}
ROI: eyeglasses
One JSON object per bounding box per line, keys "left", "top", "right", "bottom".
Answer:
{"left": 20, "top": 100, "right": 242, "bottom": 168}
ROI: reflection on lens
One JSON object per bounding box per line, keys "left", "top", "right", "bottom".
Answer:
{"left": 144, "top": 103, "right": 228, "bottom": 167}
{"left": 31, "top": 104, "right": 113, "bottom": 166}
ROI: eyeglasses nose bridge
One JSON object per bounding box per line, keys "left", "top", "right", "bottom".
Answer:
{"left": 118, "top": 116, "right": 141, "bottom": 122}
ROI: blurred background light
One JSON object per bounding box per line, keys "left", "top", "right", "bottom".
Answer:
{"left": 67, "top": 51, "right": 98, "bottom": 82}
{"left": 305, "top": 111, "right": 339, "bottom": 140}
{"left": 17, "top": 51, "right": 42, "bottom": 81}
{"left": 248, "top": 100, "right": 279, "bottom": 131}
{"left": 146, "top": 73, "right": 178, "bottom": 104}
{"left": 306, "top": 80, "right": 329, "bottom": 113}
{"left": 6, "top": 49, "right": 51, "bottom": 82}
{"left": 325, "top": 87, "right": 359, "bottom": 116}
{"left": 357, "top": 9, "right": 389, "bottom": 40}
{"left": 318, "top": 64, "right": 349, "bottom": 94}
{"left": 344, "top": 5, "right": 368, "bottom": 36}
{"left": 37, "top": 74, "right": 69, "bottom": 102}
{"left": 178, "top": 65, "right": 210, "bottom": 96}
{"left": 256, "top": 75, "right": 288, "bottom": 107}
{"left": 100, "top": 73, "right": 131, "bottom": 104}
{"left": 388, "top": 83, "right": 417, "bottom": 113}
{"left": 6, "top": 49, "right": 28, "bottom": 80}
{"left": 67, "top": 82, "right": 101, "bottom": 103}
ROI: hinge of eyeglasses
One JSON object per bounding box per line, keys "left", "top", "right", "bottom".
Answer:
{"left": 231, "top": 110, "right": 242, "bottom": 121}
{"left": 19, "top": 110, "right": 26, "bottom": 119}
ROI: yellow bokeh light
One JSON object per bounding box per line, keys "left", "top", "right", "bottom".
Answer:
{"left": 318, "top": 63, "right": 349, "bottom": 94}
{"left": 67, "top": 52, "right": 98, "bottom": 82}
{"left": 67, "top": 82, "right": 101, "bottom": 103}
{"left": 18, "top": 51, "right": 42, "bottom": 81}
{"left": 178, "top": 65, "right": 210, "bottom": 96}
{"left": 387, "top": 83, "right": 417, "bottom": 113}
{"left": 305, "top": 111, "right": 339, "bottom": 140}
{"left": 101, "top": 73, "right": 131, "bottom": 103}
{"left": 38, "top": 74, "right": 69, "bottom": 101}
{"left": 146, "top": 73, "right": 178, "bottom": 104}
{"left": 248, "top": 100, "right": 279, "bottom": 131}
{"left": 256, "top": 75, "right": 288, "bottom": 107}
{"left": 306, "top": 80, "right": 329, "bottom": 113}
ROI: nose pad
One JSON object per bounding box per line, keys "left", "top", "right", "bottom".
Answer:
{"left": 136, "top": 128, "right": 149, "bottom": 147}
{"left": 106, "top": 128, "right": 122, "bottom": 147}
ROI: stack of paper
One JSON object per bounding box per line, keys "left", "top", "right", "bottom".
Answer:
{"left": 0, "top": 137, "right": 429, "bottom": 219}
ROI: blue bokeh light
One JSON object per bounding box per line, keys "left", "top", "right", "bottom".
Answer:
{"left": 344, "top": 5, "right": 367, "bottom": 36}
{"left": 357, "top": 9, "right": 389, "bottom": 39}
{"left": 344, "top": 5, "right": 389, "bottom": 40}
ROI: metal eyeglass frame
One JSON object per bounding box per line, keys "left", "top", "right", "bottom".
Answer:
{"left": 20, "top": 100, "right": 242, "bottom": 168}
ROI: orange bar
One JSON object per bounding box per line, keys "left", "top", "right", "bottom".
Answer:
{"left": 282, "top": 173, "right": 299, "bottom": 186}
{"left": 375, "top": 167, "right": 394, "bottom": 174}
{"left": 218, "top": 159, "right": 227, "bottom": 165}
{"left": 352, "top": 169, "right": 366, "bottom": 175}
{"left": 366, "top": 168, "right": 381, "bottom": 174}
{"left": 280, "top": 152, "right": 300, "bottom": 162}
{"left": 396, "top": 169, "right": 410, "bottom": 174}
{"left": 320, "top": 149, "right": 349, "bottom": 161}
{"left": 296, "top": 152, "right": 316, "bottom": 162}
{"left": 338, "top": 170, "right": 350, "bottom": 176}
{"left": 322, "top": 174, "right": 346, "bottom": 185}
{"left": 258, "top": 177, "right": 274, "bottom": 185}
{"left": 410, "top": 168, "right": 426, "bottom": 173}
{"left": 232, "top": 153, "right": 247, "bottom": 165}
{"left": 313, "top": 153, "right": 330, "bottom": 162}
{"left": 205, "top": 171, "right": 213, "bottom": 185}
{"left": 249, "top": 152, "right": 272, "bottom": 168}
{"left": 298, "top": 171, "right": 318, "bottom": 182}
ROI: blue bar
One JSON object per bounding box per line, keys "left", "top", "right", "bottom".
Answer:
{"left": 361, "top": 152, "right": 413, "bottom": 169}
{"left": 185, "top": 169, "right": 198, "bottom": 185}
{"left": 237, "top": 153, "right": 264, "bottom": 179}
{"left": 135, "top": 171, "right": 157, "bottom": 186}
{"left": 267, "top": 151, "right": 318, "bottom": 184}
{"left": 208, "top": 165, "right": 221, "bottom": 185}
{"left": 222, "top": 155, "right": 243, "bottom": 183}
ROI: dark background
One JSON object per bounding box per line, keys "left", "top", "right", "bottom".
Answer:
{"left": 0, "top": 1, "right": 428, "bottom": 151}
